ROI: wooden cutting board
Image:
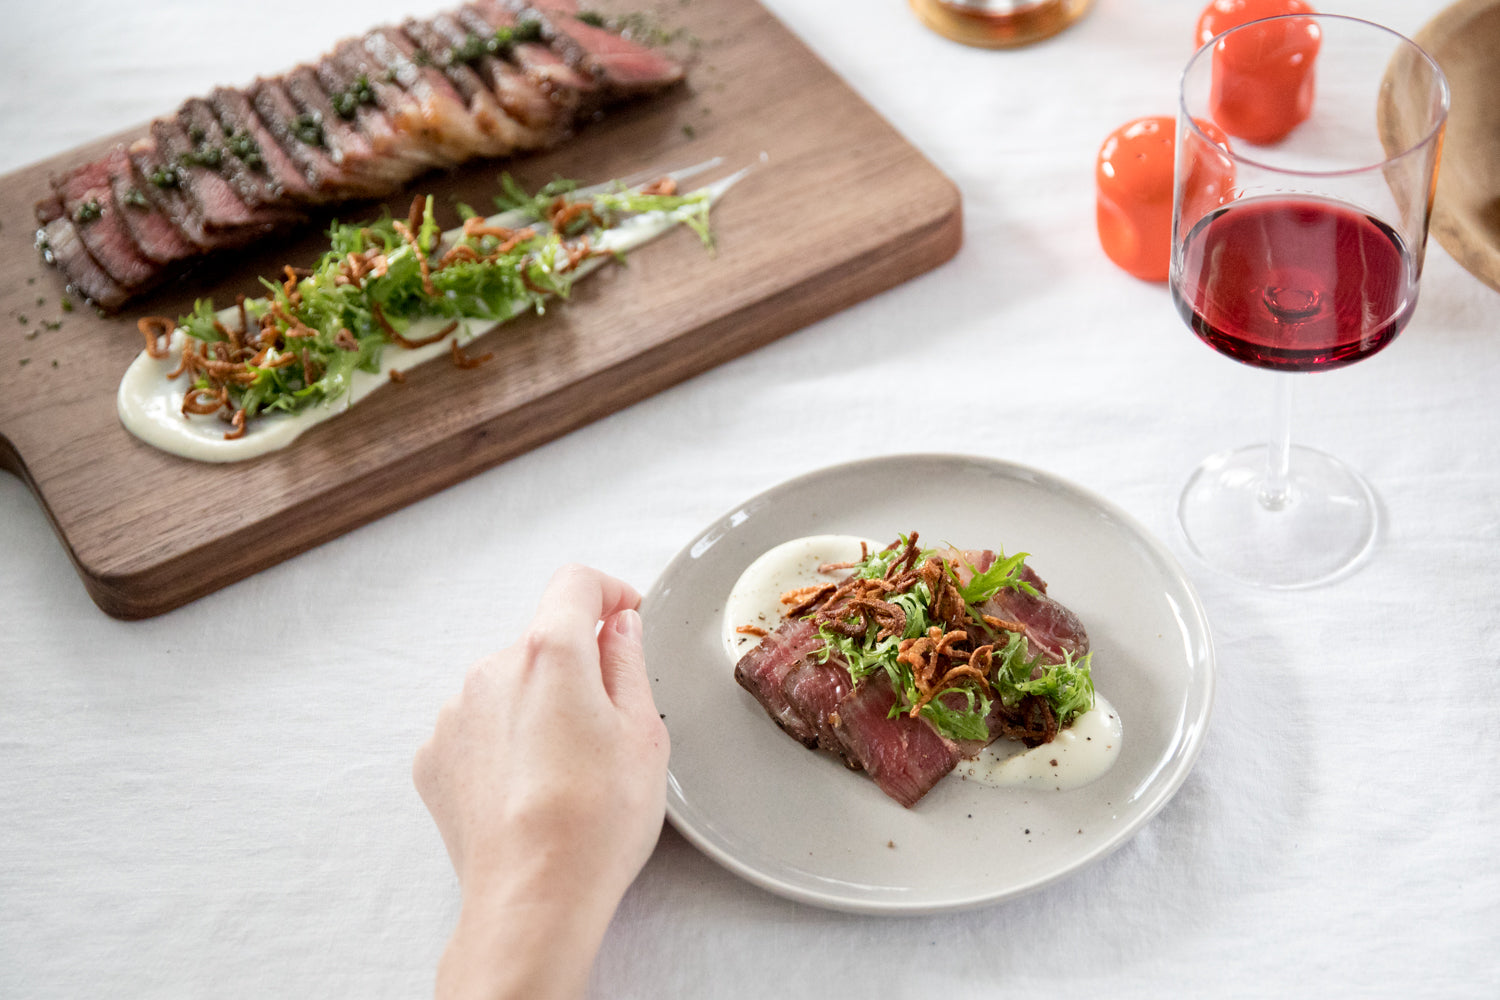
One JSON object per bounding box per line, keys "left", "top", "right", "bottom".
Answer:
{"left": 0, "top": 0, "right": 961, "bottom": 619}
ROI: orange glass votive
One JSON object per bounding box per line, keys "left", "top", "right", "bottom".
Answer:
{"left": 1096, "top": 116, "right": 1234, "bottom": 282}
{"left": 1199, "top": 0, "right": 1321, "bottom": 145}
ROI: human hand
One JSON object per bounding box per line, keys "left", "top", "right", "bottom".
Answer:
{"left": 413, "top": 564, "right": 670, "bottom": 1000}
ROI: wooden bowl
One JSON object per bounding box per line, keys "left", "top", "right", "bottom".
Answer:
{"left": 1407, "top": 0, "right": 1500, "bottom": 293}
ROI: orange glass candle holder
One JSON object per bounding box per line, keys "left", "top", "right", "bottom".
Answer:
{"left": 1097, "top": 116, "right": 1234, "bottom": 282}
{"left": 1198, "top": 0, "right": 1321, "bottom": 145}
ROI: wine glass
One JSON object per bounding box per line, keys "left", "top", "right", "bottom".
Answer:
{"left": 1170, "top": 14, "right": 1449, "bottom": 588}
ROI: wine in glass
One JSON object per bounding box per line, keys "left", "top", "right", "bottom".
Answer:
{"left": 1170, "top": 13, "right": 1449, "bottom": 588}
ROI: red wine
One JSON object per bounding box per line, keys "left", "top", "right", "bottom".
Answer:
{"left": 1172, "top": 196, "right": 1417, "bottom": 372}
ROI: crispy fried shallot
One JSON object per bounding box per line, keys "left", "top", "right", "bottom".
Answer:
{"left": 438, "top": 243, "right": 482, "bottom": 267}
{"left": 182, "top": 386, "right": 227, "bottom": 416}
{"left": 138, "top": 316, "right": 174, "bottom": 359}
{"left": 224, "top": 409, "right": 247, "bottom": 440}
{"left": 547, "top": 196, "right": 602, "bottom": 235}
{"left": 789, "top": 533, "right": 1044, "bottom": 723}
{"left": 639, "top": 176, "right": 678, "bottom": 196}
{"left": 898, "top": 626, "right": 992, "bottom": 717}
{"left": 450, "top": 339, "right": 493, "bottom": 369}
{"left": 371, "top": 303, "right": 457, "bottom": 349}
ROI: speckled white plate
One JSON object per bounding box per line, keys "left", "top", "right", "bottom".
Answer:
{"left": 641, "top": 454, "right": 1215, "bottom": 914}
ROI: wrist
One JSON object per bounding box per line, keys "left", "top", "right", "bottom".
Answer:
{"left": 436, "top": 865, "right": 620, "bottom": 1000}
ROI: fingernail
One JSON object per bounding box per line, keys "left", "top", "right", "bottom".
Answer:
{"left": 615, "top": 607, "right": 642, "bottom": 641}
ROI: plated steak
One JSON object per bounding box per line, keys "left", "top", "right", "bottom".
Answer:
{"left": 733, "top": 536, "right": 1093, "bottom": 808}
{"left": 34, "top": 0, "right": 685, "bottom": 311}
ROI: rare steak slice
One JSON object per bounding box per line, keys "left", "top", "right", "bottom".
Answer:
{"left": 427, "top": 10, "right": 558, "bottom": 144}
{"left": 981, "top": 563, "right": 1089, "bottom": 664}
{"left": 399, "top": 15, "right": 517, "bottom": 157}
{"left": 831, "top": 673, "right": 962, "bottom": 808}
{"left": 50, "top": 158, "right": 159, "bottom": 291}
{"left": 179, "top": 99, "right": 281, "bottom": 210}
{"left": 107, "top": 147, "right": 203, "bottom": 265}
{"left": 734, "top": 618, "right": 827, "bottom": 748}
{"left": 208, "top": 86, "right": 323, "bottom": 205}
{"left": 280, "top": 64, "right": 413, "bottom": 187}
{"left": 945, "top": 548, "right": 1089, "bottom": 663}
{"left": 499, "top": 0, "right": 688, "bottom": 97}
{"left": 248, "top": 76, "right": 387, "bottom": 200}
{"left": 38, "top": 217, "right": 129, "bottom": 311}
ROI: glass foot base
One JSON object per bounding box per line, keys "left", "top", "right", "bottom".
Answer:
{"left": 1178, "top": 444, "right": 1378, "bottom": 589}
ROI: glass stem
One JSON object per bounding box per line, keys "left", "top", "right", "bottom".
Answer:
{"left": 1260, "top": 373, "right": 1294, "bottom": 510}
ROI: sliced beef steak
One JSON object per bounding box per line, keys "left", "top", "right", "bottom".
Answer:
{"left": 734, "top": 616, "right": 961, "bottom": 807}
{"left": 36, "top": 2, "right": 685, "bottom": 310}
{"left": 831, "top": 674, "right": 963, "bottom": 808}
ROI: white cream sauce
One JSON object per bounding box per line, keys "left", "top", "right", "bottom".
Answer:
{"left": 721, "top": 534, "right": 881, "bottom": 662}
{"left": 723, "top": 533, "right": 1122, "bottom": 791}
{"left": 955, "top": 695, "right": 1122, "bottom": 791}
{"left": 117, "top": 161, "right": 746, "bottom": 463}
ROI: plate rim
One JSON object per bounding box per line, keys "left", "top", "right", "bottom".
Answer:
{"left": 644, "top": 452, "right": 1217, "bottom": 914}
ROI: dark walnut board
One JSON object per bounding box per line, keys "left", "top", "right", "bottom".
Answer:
{"left": 0, "top": 0, "right": 961, "bottom": 619}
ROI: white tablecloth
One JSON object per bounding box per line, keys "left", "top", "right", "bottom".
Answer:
{"left": 3, "top": 1, "right": 1497, "bottom": 996}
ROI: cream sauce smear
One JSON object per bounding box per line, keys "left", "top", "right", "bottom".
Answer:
{"left": 724, "top": 533, "right": 1121, "bottom": 791}
{"left": 118, "top": 162, "right": 746, "bottom": 463}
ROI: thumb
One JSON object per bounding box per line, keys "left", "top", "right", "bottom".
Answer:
{"left": 597, "top": 608, "right": 655, "bottom": 717}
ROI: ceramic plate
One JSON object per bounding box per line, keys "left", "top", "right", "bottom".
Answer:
{"left": 642, "top": 454, "right": 1215, "bottom": 914}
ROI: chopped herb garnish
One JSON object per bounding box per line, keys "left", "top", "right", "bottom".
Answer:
{"left": 122, "top": 187, "right": 150, "bottom": 209}
{"left": 177, "top": 142, "right": 224, "bottom": 170}
{"left": 514, "top": 18, "right": 544, "bottom": 43}
{"left": 329, "top": 75, "right": 376, "bottom": 119}
{"left": 494, "top": 173, "right": 579, "bottom": 221}
{"left": 72, "top": 199, "right": 103, "bottom": 225}
{"left": 577, "top": 10, "right": 607, "bottom": 26}
{"left": 148, "top": 164, "right": 182, "bottom": 189}
{"left": 291, "top": 112, "right": 324, "bottom": 146}
{"left": 447, "top": 32, "right": 491, "bottom": 65}
{"left": 225, "top": 130, "right": 264, "bottom": 170}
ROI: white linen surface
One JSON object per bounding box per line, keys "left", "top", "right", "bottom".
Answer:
{"left": 2, "top": 1, "right": 1496, "bottom": 997}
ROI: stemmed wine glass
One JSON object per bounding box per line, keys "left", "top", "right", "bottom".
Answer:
{"left": 1170, "top": 14, "right": 1449, "bottom": 588}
